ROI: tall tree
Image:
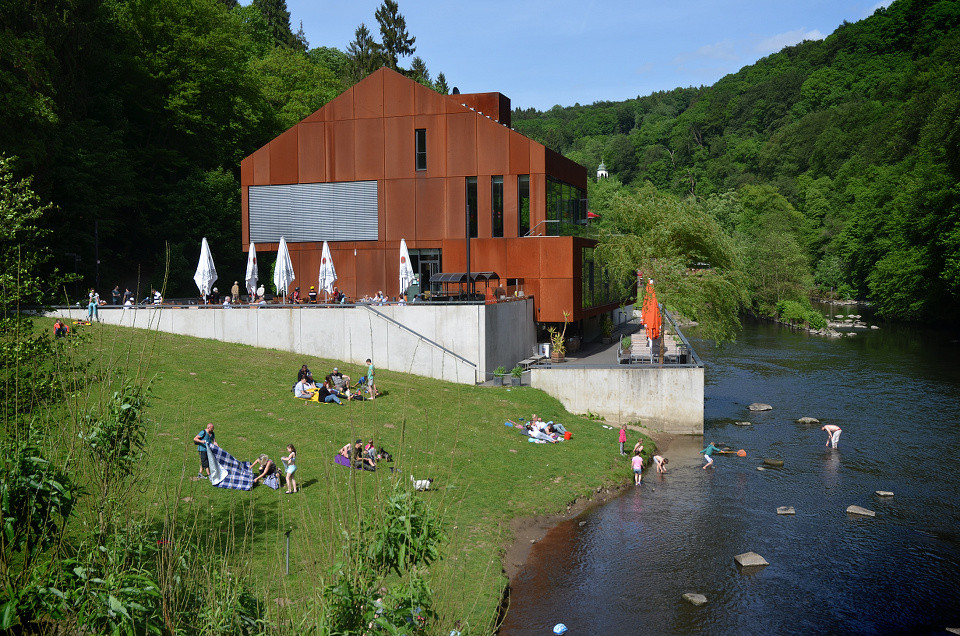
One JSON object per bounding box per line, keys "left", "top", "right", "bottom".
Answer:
{"left": 345, "top": 23, "right": 381, "bottom": 83}
{"left": 434, "top": 72, "right": 449, "bottom": 95}
{"left": 374, "top": 0, "right": 415, "bottom": 72}
{"left": 409, "top": 56, "right": 430, "bottom": 86}
{"left": 251, "top": 0, "right": 299, "bottom": 50}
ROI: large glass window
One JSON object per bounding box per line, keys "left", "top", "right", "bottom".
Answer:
{"left": 518, "top": 175, "right": 530, "bottom": 236}
{"left": 492, "top": 175, "right": 504, "bottom": 237}
{"left": 466, "top": 177, "right": 477, "bottom": 238}
{"left": 546, "top": 177, "right": 587, "bottom": 236}
{"left": 415, "top": 128, "right": 426, "bottom": 171}
{"left": 581, "top": 247, "right": 614, "bottom": 309}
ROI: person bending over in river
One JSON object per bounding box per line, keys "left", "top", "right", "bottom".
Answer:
{"left": 822, "top": 424, "right": 842, "bottom": 448}
{"left": 700, "top": 442, "right": 722, "bottom": 469}
{"left": 653, "top": 455, "right": 668, "bottom": 473}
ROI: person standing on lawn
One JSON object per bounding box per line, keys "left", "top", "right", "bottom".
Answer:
{"left": 193, "top": 423, "right": 215, "bottom": 479}
{"left": 366, "top": 358, "right": 377, "bottom": 400}
{"left": 618, "top": 425, "right": 627, "bottom": 455}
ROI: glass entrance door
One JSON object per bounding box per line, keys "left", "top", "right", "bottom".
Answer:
{"left": 409, "top": 249, "right": 441, "bottom": 297}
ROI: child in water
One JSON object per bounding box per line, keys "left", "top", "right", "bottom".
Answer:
{"left": 632, "top": 450, "right": 644, "bottom": 485}
{"left": 282, "top": 444, "right": 298, "bottom": 493}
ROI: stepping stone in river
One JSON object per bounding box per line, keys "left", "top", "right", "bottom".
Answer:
{"left": 734, "top": 421, "right": 753, "bottom": 426}
{"left": 682, "top": 593, "right": 708, "bottom": 606}
{"left": 756, "top": 466, "right": 766, "bottom": 471}
{"left": 748, "top": 403, "right": 773, "bottom": 411}
{"left": 875, "top": 491, "right": 894, "bottom": 497}
{"left": 796, "top": 417, "right": 820, "bottom": 425}
{"left": 777, "top": 506, "right": 795, "bottom": 515}
{"left": 734, "top": 552, "right": 769, "bottom": 568}
{"left": 763, "top": 458, "right": 784, "bottom": 467}
{"left": 846, "top": 505, "right": 876, "bottom": 517}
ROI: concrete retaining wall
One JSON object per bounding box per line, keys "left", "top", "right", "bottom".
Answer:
{"left": 530, "top": 365, "right": 704, "bottom": 434}
{"left": 57, "top": 300, "right": 536, "bottom": 385}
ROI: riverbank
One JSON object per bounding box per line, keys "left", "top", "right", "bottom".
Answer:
{"left": 502, "top": 427, "right": 676, "bottom": 580}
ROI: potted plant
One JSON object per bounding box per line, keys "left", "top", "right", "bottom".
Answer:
{"left": 493, "top": 365, "right": 507, "bottom": 386}
{"left": 510, "top": 365, "right": 523, "bottom": 386}
{"left": 620, "top": 336, "right": 632, "bottom": 354}
{"left": 601, "top": 314, "right": 613, "bottom": 344}
{"left": 548, "top": 311, "right": 570, "bottom": 362}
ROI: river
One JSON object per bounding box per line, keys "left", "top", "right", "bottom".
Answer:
{"left": 500, "top": 312, "right": 960, "bottom": 634}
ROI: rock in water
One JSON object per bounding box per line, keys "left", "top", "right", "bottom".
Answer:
{"left": 734, "top": 552, "right": 769, "bottom": 568}
{"left": 796, "top": 417, "right": 820, "bottom": 425}
{"left": 763, "top": 458, "right": 785, "bottom": 467}
{"left": 734, "top": 420, "right": 752, "bottom": 426}
{"left": 683, "top": 593, "right": 708, "bottom": 606}
{"left": 748, "top": 403, "right": 773, "bottom": 411}
{"left": 756, "top": 466, "right": 766, "bottom": 471}
{"left": 875, "top": 491, "right": 894, "bottom": 497}
{"left": 847, "top": 505, "right": 876, "bottom": 517}
{"left": 777, "top": 506, "right": 796, "bottom": 515}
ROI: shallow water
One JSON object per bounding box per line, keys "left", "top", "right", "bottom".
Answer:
{"left": 500, "top": 316, "right": 960, "bottom": 635}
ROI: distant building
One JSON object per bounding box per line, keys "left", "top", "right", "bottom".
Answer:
{"left": 597, "top": 161, "right": 608, "bottom": 179}
{"left": 240, "top": 67, "right": 618, "bottom": 324}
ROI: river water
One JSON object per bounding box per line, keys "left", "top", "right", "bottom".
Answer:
{"left": 500, "top": 314, "right": 960, "bottom": 635}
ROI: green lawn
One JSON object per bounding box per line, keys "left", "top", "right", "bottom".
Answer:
{"left": 72, "top": 320, "right": 652, "bottom": 633}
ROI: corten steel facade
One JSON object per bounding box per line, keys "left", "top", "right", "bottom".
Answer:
{"left": 240, "top": 67, "right": 616, "bottom": 324}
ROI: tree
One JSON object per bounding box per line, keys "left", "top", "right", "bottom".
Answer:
{"left": 251, "top": 0, "right": 299, "bottom": 50}
{"left": 375, "top": 0, "right": 416, "bottom": 72}
{"left": 434, "top": 72, "right": 449, "bottom": 95}
{"left": 593, "top": 182, "right": 748, "bottom": 343}
{"left": 345, "top": 23, "right": 382, "bottom": 84}
{"left": 409, "top": 56, "right": 430, "bottom": 86}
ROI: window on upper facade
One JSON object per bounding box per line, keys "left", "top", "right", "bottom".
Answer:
{"left": 492, "top": 176, "right": 504, "bottom": 238}
{"left": 415, "top": 128, "right": 427, "bottom": 171}
{"left": 518, "top": 175, "right": 530, "bottom": 236}
{"left": 466, "top": 177, "right": 478, "bottom": 238}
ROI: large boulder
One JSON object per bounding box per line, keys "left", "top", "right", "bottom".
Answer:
{"left": 796, "top": 417, "right": 820, "bottom": 425}
{"left": 846, "top": 505, "right": 876, "bottom": 517}
{"left": 748, "top": 403, "right": 773, "bottom": 412}
{"left": 763, "top": 458, "right": 784, "bottom": 467}
{"left": 682, "top": 593, "right": 708, "bottom": 606}
{"left": 734, "top": 552, "right": 769, "bottom": 568}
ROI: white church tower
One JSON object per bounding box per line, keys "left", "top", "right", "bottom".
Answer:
{"left": 597, "top": 161, "right": 609, "bottom": 179}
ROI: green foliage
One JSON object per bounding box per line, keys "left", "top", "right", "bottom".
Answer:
{"left": 774, "top": 300, "right": 826, "bottom": 329}
{"left": 493, "top": 366, "right": 506, "bottom": 378}
{"left": 511, "top": 365, "right": 524, "bottom": 378}
{"left": 513, "top": 0, "right": 960, "bottom": 321}
{"left": 345, "top": 23, "right": 382, "bottom": 84}
{"left": 374, "top": 0, "right": 416, "bottom": 72}
{"left": 593, "top": 183, "right": 748, "bottom": 343}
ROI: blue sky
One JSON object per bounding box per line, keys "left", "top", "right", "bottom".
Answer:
{"left": 280, "top": 0, "right": 894, "bottom": 111}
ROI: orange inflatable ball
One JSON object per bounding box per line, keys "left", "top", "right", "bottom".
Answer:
{"left": 737, "top": 449, "right": 747, "bottom": 457}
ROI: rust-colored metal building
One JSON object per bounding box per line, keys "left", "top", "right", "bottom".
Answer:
{"left": 240, "top": 67, "right": 616, "bottom": 324}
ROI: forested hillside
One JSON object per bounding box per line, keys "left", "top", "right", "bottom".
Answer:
{"left": 515, "top": 0, "right": 960, "bottom": 321}
{"left": 0, "top": 0, "right": 445, "bottom": 300}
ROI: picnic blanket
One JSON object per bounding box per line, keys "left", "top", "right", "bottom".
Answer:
{"left": 207, "top": 444, "right": 253, "bottom": 490}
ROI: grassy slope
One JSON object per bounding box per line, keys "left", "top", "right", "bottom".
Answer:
{"left": 77, "top": 320, "right": 649, "bottom": 632}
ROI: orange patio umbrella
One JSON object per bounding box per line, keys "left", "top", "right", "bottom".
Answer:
{"left": 642, "top": 279, "right": 661, "bottom": 340}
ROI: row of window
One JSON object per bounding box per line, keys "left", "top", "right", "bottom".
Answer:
{"left": 416, "top": 128, "right": 583, "bottom": 238}
{"left": 464, "top": 175, "right": 531, "bottom": 239}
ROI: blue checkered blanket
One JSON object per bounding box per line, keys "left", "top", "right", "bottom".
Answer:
{"left": 207, "top": 444, "right": 253, "bottom": 490}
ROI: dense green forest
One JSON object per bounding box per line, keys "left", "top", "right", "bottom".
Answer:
{"left": 0, "top": 0, "right": 446, "bottom": 301}
{"left": 516, "top": 0, "right": 960, "bottom": 322}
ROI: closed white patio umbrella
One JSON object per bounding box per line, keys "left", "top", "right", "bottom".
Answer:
{"left": 274, "top": 236, "right": 296, "bottom": 303}
{"left": 399, "top": 238, "right": 415, "bottom": 298}
{"left": 244, "top": 242, "right": 258, "bottom": 300}
{"left": 318, "top": 241, "right": 337, "bottom": 300}
{"left": 193, "top": 237, "right": 218, "bottom": 303}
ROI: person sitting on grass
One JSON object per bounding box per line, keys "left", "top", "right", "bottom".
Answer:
{"left": 338, "top": 442, "right": 352, "bottom": 458}
{"left": 330, "top": 367, "right": 351, "bottom": 393}
{"left": 251, "top": 454, "right": 279, "bottom": 489}
{"left": 317, "top": 377, "right": 342, "bottom": 404}
{"left": 352, "top": 440, "right": 375, "bottom": 471}
{"left": 294, "top": 375, "right": 318, "bottom": 401}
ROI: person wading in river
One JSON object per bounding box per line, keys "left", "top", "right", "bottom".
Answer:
{"left": 822, "top": 424, "right": 842, "bottom": 448}
{"left": 700, "top": 442, "right": 722, "bottom": 469}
